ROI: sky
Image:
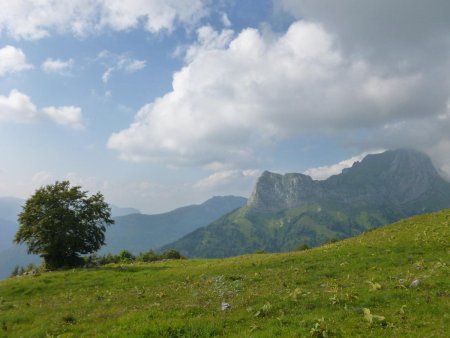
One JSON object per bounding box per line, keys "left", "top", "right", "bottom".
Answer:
{"left": 1, "top": 0, "right": 450, "bottom": 213}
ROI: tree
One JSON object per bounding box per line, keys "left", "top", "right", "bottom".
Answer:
{"left": 15, "top": 181, "right": 114, "bottom": 269}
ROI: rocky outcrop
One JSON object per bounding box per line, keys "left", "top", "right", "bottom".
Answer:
{"left": 247, "top": 149, "right": 450, "bottom": 214}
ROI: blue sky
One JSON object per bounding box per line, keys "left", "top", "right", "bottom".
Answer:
{"left": 1, "top": 0, "right": 450, "bottom": 213}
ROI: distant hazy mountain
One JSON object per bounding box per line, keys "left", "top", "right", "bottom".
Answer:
{"left": 0, "top": 197, "right": 24, "bottom": 251}
{"left": 0, "top": 197, "right": 39, "bottom": 279}
{"left": 163, "top": 149, "right": 450, "bottom": 258}
{"left": 0, "top": 218, "right": 18, "bottom": 251}
{"left": 0, "top": 197, "right": 24, "bottom": 221}
{"left": 102, "top": 196, "right": 247, "bottom": 254}
{"left": 0, "top": 245, "right": 41, "bottom": 279}
{"left": 110, "top": 205, "right": 140, "bottom": 217}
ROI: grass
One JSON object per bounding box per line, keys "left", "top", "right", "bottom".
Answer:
{"left": 0, "top": 209, "right": 449, "bottom": 337}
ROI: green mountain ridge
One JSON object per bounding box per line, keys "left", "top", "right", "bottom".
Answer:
{"left": 163, "top": 149, "right": 450, "bottom": 257}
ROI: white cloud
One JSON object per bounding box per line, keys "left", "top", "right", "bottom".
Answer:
{"left": 194, "top": 169, "right": 260, "bottom": 189}
{"left": 0, "top": 90, "right": 84, "bottom": 129}
{"left": 41, "top": 106, "right": 84, "bottom": 129}
{"left": 221, "top": 13, "right": 231, "bottom": 27}
{"left": 185, "top": 26, "right": 234, "bottom": 61}
{"left": 279, "top": 0, "right": 450, "bottom": 58}
{"left": 304, "top": 150, "right": 384, "bottom": 180}
{"left": 0, "top": 0, "right": 209, "bottom": 40}
{"left": 41, "top": 58, "right": 74, "bottom": 74}
{"left": 108, "top": 21, "right": 429, "bottom": 167}
{"left": 122, "top": 59, "right": 146, "bottom": 73}
{"left": 277, "top": 0, "right": 450, "bottom": 184}
{"left": 99, "top": 51, "right": 146, "bottom": 83}
{"left": 102, "top": 68, "right": 113, "bottom": 83}
{"left": 0, "top": 90, "right": 38, "bottom": 123}
{"left": 0, "top": 45, "right": 33, "bottom": 76}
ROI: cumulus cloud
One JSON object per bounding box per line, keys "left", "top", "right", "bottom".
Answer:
{"left": 98, "top": 50, "right": 146, "bottom": 83}
{"left": 279, "top": 0, "right": 450, "bottom": 63}
{"left": 0, "top": 45, "right": 33, "bottom": 76}
{"left": 276, "top": 0, "right": 450, "bottom": 175}
{"left": 0, "top": 90, "right": 38, "bottom": 123}
{"left": 0, "top": 90, "right": 84, "bottom": 129}
{"left": 41, "top": 106, "right": 84, "bottom": 129}
{"left": 41, "top": 58, "right": 74, "bottom": 75}
{"left": 0, "top": 0, "right": 209, "bottom": 40}
{"left": 108, "top": 21, "right": 434, "bottom": 167}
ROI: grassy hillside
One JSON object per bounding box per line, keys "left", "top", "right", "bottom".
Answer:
{"left": 0, "top": 210, "right": 449, "bottom": 337}
{"left": 161, "top": 204, "right": 404, "bottom": 258}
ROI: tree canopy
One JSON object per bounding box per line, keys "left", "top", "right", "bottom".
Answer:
{"left": 15, "top": 181, "right": 114, "bottom": 269}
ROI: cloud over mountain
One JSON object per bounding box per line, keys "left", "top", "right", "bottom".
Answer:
{"left": 279, "top": 0, "right": 450, "bottom": 173}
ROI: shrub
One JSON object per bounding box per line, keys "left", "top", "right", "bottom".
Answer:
{"left": 137, "top": 250, "right": 159, "bottom": 262}
{"left": 326, "top": 238, "right": 339, "bottom": 244}
{"left": 296, "top": 244, "right": 310, "bottom": 251}
{"left": 159, "top": 249, "right": 184, "bottom": 260}
{"left": 118, "top": 250, "right": 135, "bottom": 262}
{"left": 104, "top": 253, "right": 120, "bottom": 264}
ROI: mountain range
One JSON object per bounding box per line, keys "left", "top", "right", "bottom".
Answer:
{"left": 162, "top": 149, "right": 450, "bottom": 257}
{"left": 0, "top": 195, "right": 246, "bottom": 279}
{"left": 102, "top": 195, "right": 246, "bottom": 254}
{"left": 2, "top": 148, "right": 450, "bottom": 277}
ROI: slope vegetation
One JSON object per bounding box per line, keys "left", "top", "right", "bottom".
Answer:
{"left": 0, "top": 209, "right": 448, "bottom": 337}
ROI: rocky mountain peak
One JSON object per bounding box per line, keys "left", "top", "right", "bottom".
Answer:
{"left": 343, "top": 149, "right": 438, "bottom": 179}
{"left": 247, "top": 149, "right": 448, "bottom": 214}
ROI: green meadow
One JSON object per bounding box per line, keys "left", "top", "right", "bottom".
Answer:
{"left": 0, "top": 210, "right": 449, "bottom": 337}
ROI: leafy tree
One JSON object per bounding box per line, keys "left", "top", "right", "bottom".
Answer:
{"left": 15, "top": 181, "right": 114, "bottom": 269}
{"left": 118, "top": 250, "right": 135, "bottom": 262}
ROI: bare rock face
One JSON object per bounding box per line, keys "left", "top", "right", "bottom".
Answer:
{"left": 247, "top": 149, "right": 450, "bottom": 214}
{"left": 247, "top": 171, "right": 317, "bottom": 213}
